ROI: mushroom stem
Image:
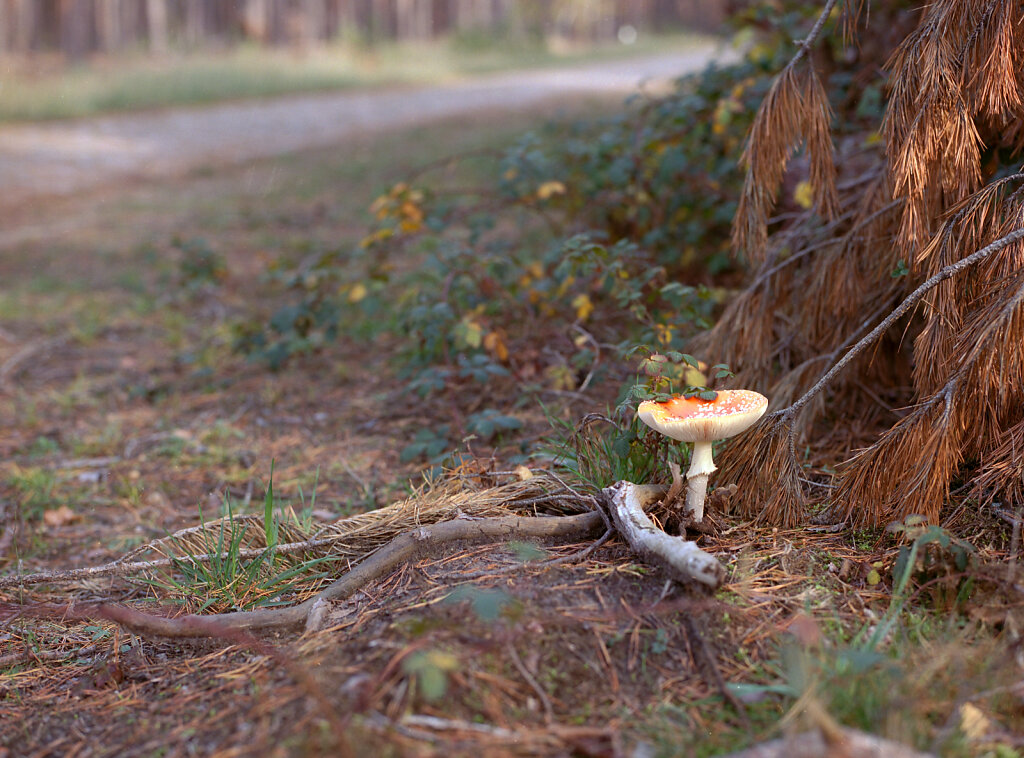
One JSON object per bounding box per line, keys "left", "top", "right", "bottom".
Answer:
{"left": 685, "top": 441, "right": 717, "bottom": 523}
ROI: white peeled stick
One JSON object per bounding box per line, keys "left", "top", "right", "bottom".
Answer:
{"left": 602, "top": 481, "right": 725, "bottom": 589}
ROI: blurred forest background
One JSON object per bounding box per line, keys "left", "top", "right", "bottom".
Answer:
{"left": 0, "top": 0, "right": 724, "bottom": 58}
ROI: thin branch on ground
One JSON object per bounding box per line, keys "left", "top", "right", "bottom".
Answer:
{"left": 720, "top": 725, "right": 935, "bottom": 758}
{"left": 0, "top": 535, "right": 345, "bottom": 589}
{"left": 680, "top": 614, "right": 749, "bottom": 726}
{"left": 0, "top": 336, "right": 69, "bottom": 390}
{"left": 506, "top": 641, "right": 554, "bottom": 724}
{"left": 4, "top": 512, "right": 605, "bottom": 638}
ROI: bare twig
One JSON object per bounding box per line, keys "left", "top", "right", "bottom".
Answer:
{"left": 0, "top": 644, "right": 99, "bottom": 669}
{"left": 680, "top": 615, "right": 749, "bottom": 726}
{"left": 776, "top": 227, "right": 1024, "bottom": 423}
{"left": 0, "top": 535, "right": 344, "bottom": 589}
{"left": 789, "top": 0, "right": 839, "bottom": 68}
{"left": 506, "top": 641, "right": 554, "bottom": 723}
{"left": 719, "top": 725, "right": 935, "bottom": 758}
{"left": 0, "top": 336, "right": 69, "bottom": 390}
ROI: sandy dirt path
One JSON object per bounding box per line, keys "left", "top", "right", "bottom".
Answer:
{"left": 0, "top": 48, "right": 728, "bottom": 204}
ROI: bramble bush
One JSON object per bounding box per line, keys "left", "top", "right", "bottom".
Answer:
{"left": 237, "top": 4, "right": 877, "bottom": 463}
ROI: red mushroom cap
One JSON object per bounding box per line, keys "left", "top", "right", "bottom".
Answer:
{"left": 637, "top": 389, "right": 768, "bottom": 443}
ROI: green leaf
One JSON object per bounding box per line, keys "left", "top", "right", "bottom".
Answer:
{"left": 508, "top": 541, "right": 548, "bottom": 563}
{"left": 445, "top": 585, "right": 512, "bottom": 622}
{"left": 263, "top": 460, "right": 278, "bottom": 551}
{"left": 417, "top": 666, "right": 448, "bottom": 701}
{"left": 697, "top": 390, "right": 718, "bottom": 401}
{"left": 680, "top": 353, "right": 699, "bottom": 368}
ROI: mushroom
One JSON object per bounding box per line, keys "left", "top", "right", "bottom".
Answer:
{"left": 637, "top": 389, "right": 768, "bottom": 523}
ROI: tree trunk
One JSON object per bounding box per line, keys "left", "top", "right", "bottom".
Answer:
{"left": 60, "top": 0, "right": 92, "bottom": 61}
{"left": 146, "top": 0, "right": 168, "bottom": 54}
{"left": 333, "top": 0, "right": 358, "bottom": 42}
{"left": 396, "top": 0, "right": 429, "bottom": 40}
{"left": 13, "top": 0, "right": 37, "bottom": 53}
{"left": 239, "top": 0, "right": 268, "bottom": 43}
{"left": 95, "top": 0, "right": 122, "bottom": 52}
{"left": 0, "top": 0, "right": 8, "bottom": 57}
{"left": 184, "top": 0, "right": 204, "bottom": 45}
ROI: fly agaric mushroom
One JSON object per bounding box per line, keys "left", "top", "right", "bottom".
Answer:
{"left": 637, "top": 389, "right": 768, "bottom": 523}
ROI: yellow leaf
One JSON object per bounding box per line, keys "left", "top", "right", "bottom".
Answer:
{"left": 347, "top": 283, "right": 368, "bottom": 303}
{"left": 683, "top": 361, "right": 708, "bottom": 387}
{"left": 514, "top": 465, "right": 533, "bottom": 481}
{"left": 794, "top": 180, "right": 815, "bottom": 210}
{"left": 546, "top": 364, "right": 576, "bottom": 391}
{"left": 536, "top": 180, "right": 567, "bottom": 200}
{"left": 483, "top": 330, "right": 509, "bottom": 362}
{"left": 400, "top": 202, "right": 423, "bottom": 223}
{"left": 359, "top": 228, "right": 393, "bottom": 249}
{"left": 959, "top": 703, "right": 991, "bottom": 740}
{"left": 455, "top": 316, "right": 484, "bottom": 349}
{"left": 748, "top": 42, "right": 774, "bottom": 63}
{"left": 572, "top": 293, "right": 593, "bottom": 321}
{"left": 426, "top": 650, "right": 460, "bottom": 671}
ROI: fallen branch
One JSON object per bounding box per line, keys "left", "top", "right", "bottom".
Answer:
{"left": 7, "top": 512, "right": 604, "bottom": 638}
{"left": 0, "top": 335, "right": 69, "bottom": 391}
{"left": 720, "top": 726, "right": 935, "bottom": 758}
{"left": 602, "top": 481, "right": 725, "bottom": 590}
{"left": 6, "top": 479, "right": 726, "bottom": 640}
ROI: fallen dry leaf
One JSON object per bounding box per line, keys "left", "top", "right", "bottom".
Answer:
{"left": 43, "top": 505, "right": 79, "bottom": 527}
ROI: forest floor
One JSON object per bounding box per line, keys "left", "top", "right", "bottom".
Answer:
{"left": 0, "top": 52, "right": 1021, "bottom": 758}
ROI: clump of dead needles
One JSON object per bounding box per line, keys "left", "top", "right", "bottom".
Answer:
{"left": 705, "top": 0, "right": 1024, "bottom": 529}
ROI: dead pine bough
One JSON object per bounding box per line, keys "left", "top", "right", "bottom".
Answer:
{"left": 697, "top": 0, "right": 1024, "bottom": 531}
{"left": 0, "top": 472, "right": 724, "bottom": 640}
